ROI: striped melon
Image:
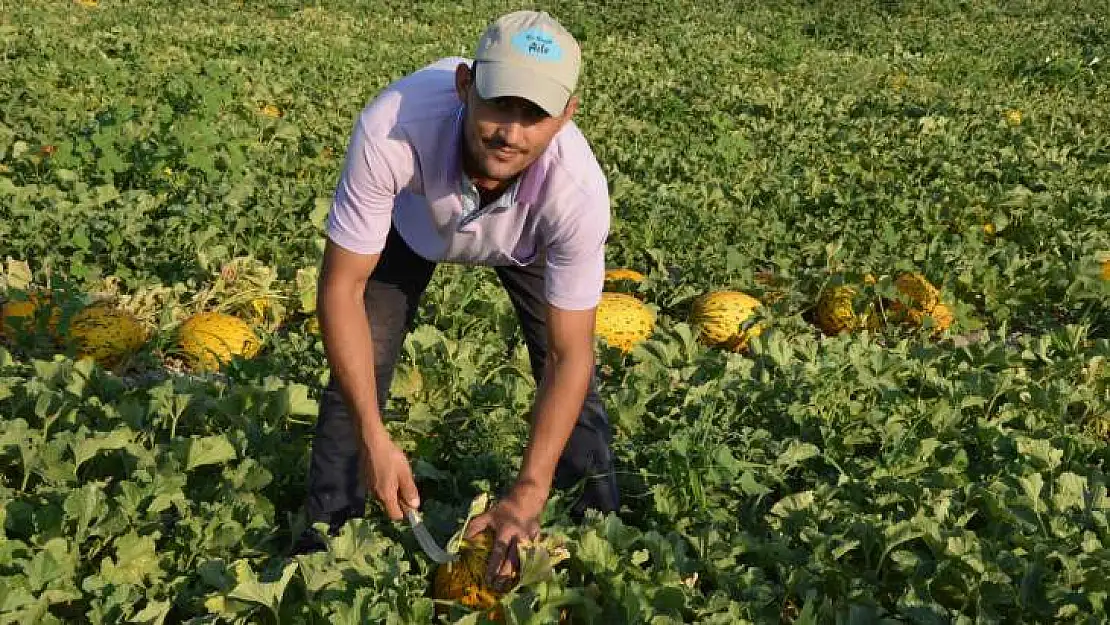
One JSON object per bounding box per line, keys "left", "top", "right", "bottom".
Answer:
{"left": 690, "top": 290, "right": 763, "bottom": 351}
{"left": 178, "top": 312, "right": 261, "bottom": 371}
{"left": 432, "top": 531, "right": 505, "bottom": 622}
{"left": 1, "top": 292, "right": 61, "bottom": 338}
{"left": 69, "top": 304, "right": 147, "bottom": 367}
{"left": 603, "top": 268, "right": 645, "bottom": 284}
{"left": 603, "top": 268, "right": 646, "bottom": 299}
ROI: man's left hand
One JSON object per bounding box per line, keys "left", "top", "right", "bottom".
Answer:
{"left": 464, "top": 482, "right": 548, "bottom": 589}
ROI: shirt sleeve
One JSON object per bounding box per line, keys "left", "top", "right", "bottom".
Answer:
{"left": 325, "top": 113, "right": 399, "bottom": 255}
{"left": 542, "top": 192, "right": 610, "bottom": 311}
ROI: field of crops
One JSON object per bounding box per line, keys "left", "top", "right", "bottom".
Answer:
{"left": 2, "top": 0, "right": 1109, "bottom": 623}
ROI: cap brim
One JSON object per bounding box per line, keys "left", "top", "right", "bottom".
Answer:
{"left": 475, "top": 61, "right": 570, "bottom": 117}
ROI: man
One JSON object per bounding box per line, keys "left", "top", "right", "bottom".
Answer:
{"left": 298, "top": 10, "right": 620, "bottom": 583}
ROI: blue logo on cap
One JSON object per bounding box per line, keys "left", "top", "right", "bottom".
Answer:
{"left": 511, "top": 28, "right": 562, "bottom": 62}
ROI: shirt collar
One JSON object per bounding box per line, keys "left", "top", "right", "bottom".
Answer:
{"left": 460, "top": 172, "right": 520, "bottom": 207}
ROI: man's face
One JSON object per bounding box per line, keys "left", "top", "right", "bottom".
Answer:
{"left": 455, "top": 63, "right": 577, "bottom": 183}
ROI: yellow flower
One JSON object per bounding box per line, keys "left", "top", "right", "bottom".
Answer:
{"left": 891, "top": 73, "right": 908, "bottom": 91}
{"left": 75, "top": 0, "right": 98, "bottom": 7}
{"left": 260, "top": 104, "right": 281, "bottom": 118}
{"left": 983, "top": 223, "right": 995, "bottom": 236}
{"left": 1005, "top": 109, "right": 1022, "bottom": 126}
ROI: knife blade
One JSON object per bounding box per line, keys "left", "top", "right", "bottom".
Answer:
{"left": 405, "top": 508, "right": 458, "bottom": 564}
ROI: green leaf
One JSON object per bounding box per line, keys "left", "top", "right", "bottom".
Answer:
{"left": 1019, "top": 473, "right": 1045, "bottom": 510}
{"left": 26, "top": 538, "right": 76, "bottom": 592}
{"left": 770, "top": 491, "right": 815, "bottom": 518}
{"left": 73, "top": 428, "right": 134, "bottom": 471}
{"left": 62, "top": 483, "right": 107, "bottom": 542}
{"left": 99, "top": 532, "right": 163, "bottom": 586}
{"left": 878, "top": 520, "right": 928, "bottom": 572}
{"left": 310, "top": 198, "right": 331, "bottom": 229}
{"left": 1016, "top": 438, "right": 1062, "bottom": 471}
{"left": 0, "top": 378, "right": 12, "bottom": 402}
{"left": 577, "top": 528, "right": 619, "bottom": 573}
{"left": 296, "top": 556, "right": 343, "bottom": 595}
{"left": 281, "top": 383, "right": 318, "bottom": 417}
{"left": 226, "top": 559, "right": 299, "bottom": 616}
{"left": 776, "top": 441, "right": 821, "bottom": 470}
{"left": 129, "top": 600, "right": 171, "bottom": 625}
{"left": 739, "top": 471, "right": 772, "bottom": 496}
{"left": 1052, "top": 472, "right": 1087, "bottom": 513}
{"left": 186, "top": 435, "right": 237, "bottom": 471}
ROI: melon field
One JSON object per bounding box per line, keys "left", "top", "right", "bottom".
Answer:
{"left": 2, "top": 0, "right": 1110, "bottom": 623}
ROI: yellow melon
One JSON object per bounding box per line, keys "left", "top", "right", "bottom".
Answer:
{"left": 690, "top": 290, "right": 763, "bottom": 351}
{"left": 432, "top": 532, "right": 506, "bottom": 622}
{"left": 889, "top": 273, "right": 953, "bottom": 333}
{"left": 177, "top": 312, "right": 261, "bottom": 371}
{"left": 594, "top": 292, "right": 654, "bottom": 353}
{"left": 68, "top": 304, "right": 147, "bottom": 367}
{"left": 1, "top": 292, "right": 61, "bottom": 338}
{"left": 603, "top": 268, "right": 645, "bottom": 284}
{"left": 814, "top": 285, "right": 882, "bottom": 335}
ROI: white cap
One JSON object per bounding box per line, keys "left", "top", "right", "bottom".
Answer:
{"left": 473, "top": 11, "right": 581, "bottom": 116}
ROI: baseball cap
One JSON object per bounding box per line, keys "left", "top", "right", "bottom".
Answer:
{"left": 473, "top": 11, "right": 581, "bottom": 117}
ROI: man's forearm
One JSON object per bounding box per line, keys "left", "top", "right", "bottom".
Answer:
{"left": 319, "top": 283, "right": 388, "bottom": 445}
{"left": 516, "top": 350, "right": 594, "bottom": 494}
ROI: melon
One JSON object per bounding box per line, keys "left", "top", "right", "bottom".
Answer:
{"left": 815, "top": 285, "right": 881, "bottom": 335}
{"left": 594, "top": 292, "right": 654, "bottom": 353}
{"left": 1, "top": 292, "right": 61, "bottom": 338}
{"left": 889, "top": 273, "right": 953, "bottom": 333}
{"left": 178, "top": 312, "right": 261, "bottom": 371}
{"left": 690, "top": 290, "right": 763, "bottom": 351}
{"left": 603, "top": 268, "right": 645, "bottom": 284}
{"left": 68, "top": 304, "right": 147, "bottom": 367}
{"left": 432, "top": 532, "right": 506, "bottom": 622}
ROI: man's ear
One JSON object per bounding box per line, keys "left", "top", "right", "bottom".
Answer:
{"left": 455, "top": 62, "right": 473, "bottom": 101}
{"left": 558, "top": 95, "right": 580, "bottom": 125}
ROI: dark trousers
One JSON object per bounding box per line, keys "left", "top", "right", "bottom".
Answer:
{"left": 304, "top": 226, "right": 620, "bottom": 531}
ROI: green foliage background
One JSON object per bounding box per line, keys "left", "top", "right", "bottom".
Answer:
{"left": 1, "top": 1, "right": 1108, "bottom": 623}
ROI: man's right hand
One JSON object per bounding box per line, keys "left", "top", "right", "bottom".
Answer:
{"left": 362, "top": 435, "right": 421, "bottom": 521}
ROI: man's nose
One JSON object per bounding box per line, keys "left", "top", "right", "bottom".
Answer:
{"left": 496, "top": 118, "right": 524, "bottom": 148}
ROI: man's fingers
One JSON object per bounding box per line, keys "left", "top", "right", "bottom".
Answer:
{"left": 465, "top": 513, "right": 490, "bottom": 539}
{"left": 496, "top": 537, "right": 517, "bottom": 587}
{"left": 378, "top": 480, "right": 403, "bottom": 521}
{"left": 485, "top": 538, "right": 510, "bottom": 585}
{"left": 397, "top": 466, "right": 421, "bottom": 511}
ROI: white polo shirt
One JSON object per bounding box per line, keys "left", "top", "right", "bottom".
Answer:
{"left": 325, "top": 56, "right": 610, "bottom": 311}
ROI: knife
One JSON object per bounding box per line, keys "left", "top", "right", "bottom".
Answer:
{"left": 405, "top": 508, "right": 458, "bottom": 564}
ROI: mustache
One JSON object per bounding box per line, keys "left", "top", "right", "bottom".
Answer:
{"left": 482, "top": 136, "right": 524, "bottom": 152}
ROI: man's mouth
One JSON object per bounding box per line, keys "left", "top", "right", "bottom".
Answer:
{"left": 489, "top": 147, "right": 519, "bottom": 161}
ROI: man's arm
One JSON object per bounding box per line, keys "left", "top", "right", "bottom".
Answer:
{"left": 514, "top": 304, "right": 597, "bottom": 505}
{"left": 317, "top": 240, "right": 385, "bottom": 444}
{"left": 465, "top": 302, "right": 597, "bottom": 585}
{"left": 318, "top": 240, "right": 422, "bottom": 522}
